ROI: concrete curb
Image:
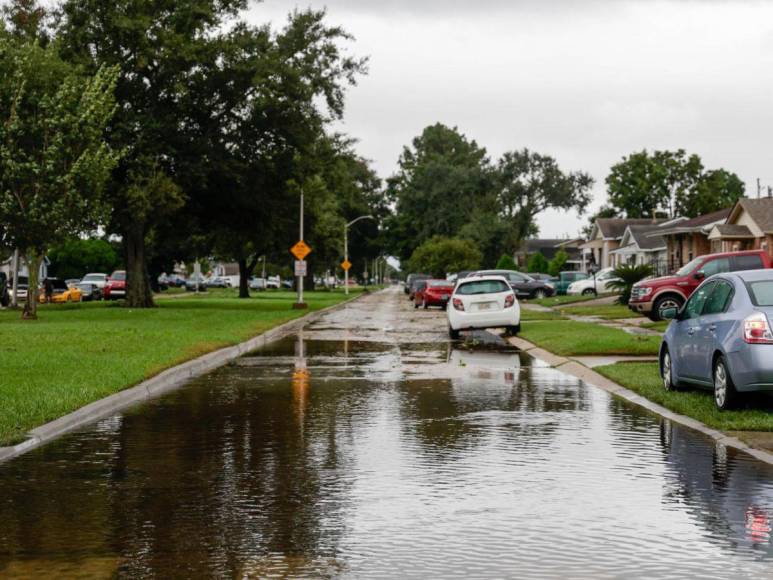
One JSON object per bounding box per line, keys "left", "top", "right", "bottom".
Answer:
{"left": 508, "top": 336, "right": 773, "bottom": 466}
{"left": 0, "top": 291, "right": 370, "bottom": 465}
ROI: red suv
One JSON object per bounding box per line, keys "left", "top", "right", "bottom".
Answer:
{"left": 103, "top": 270, "right": 127, "bottom": 300}
{"left": 629, "top": 250, "right": 771, "bottom": 321}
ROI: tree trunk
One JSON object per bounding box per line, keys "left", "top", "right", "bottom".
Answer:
{"left": 21, "top": 252, "right": 42, "bottom": 320}
{"left": 237, "top": 256, "right": 259, "bottom": 299}
{"left": 126, "top": 221, "right": 155, "bottom": 308}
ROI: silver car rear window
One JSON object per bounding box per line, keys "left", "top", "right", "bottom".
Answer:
{"left": 457, "top": 280, "right": 510, "bottom": 295}
{"left": 747, "top": 281, "right": 773, "bottom": 306}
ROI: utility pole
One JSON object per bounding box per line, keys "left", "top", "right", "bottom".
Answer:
{"left": 296, "top": 189, "right": 306, "bottom": 308}
{"left": 758, "top": 178, "right": 762, "bottom": 199}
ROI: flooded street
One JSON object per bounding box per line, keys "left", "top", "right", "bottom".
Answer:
{"left": 2, "top": 288, "right": 773, "bottom": 578}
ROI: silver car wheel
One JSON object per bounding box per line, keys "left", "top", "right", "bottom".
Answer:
{"left": 535, "top": 290, "right": 546, "bottom": 299}
{"left": 662, "top": 351, "right": 673, "bottom": 391}
{"left": 658, "top": 298, "right": 680, "bottom": 318}
{"left": 714, "top": 362, "right": 727, "bottom": 408}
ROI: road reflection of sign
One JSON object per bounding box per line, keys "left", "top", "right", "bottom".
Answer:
{"left": 290, "top": 240, "right": 311, "bottom": 261}
{"left": 293, "top": 334, "right": 310, "bottom": 430}
{"left": 341, "top": 259, "right": 352, "bottom": 271}
{"left": 746, "top": 507, "right": 772, "bottom": 544}
{"left": 294, "top": 260, "right": 307, "bottom": 277}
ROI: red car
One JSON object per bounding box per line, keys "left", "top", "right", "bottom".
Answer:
{"left": 103, "top": 270, "right": 127, "bottom": 300}
{"left": 629, "top": 250, "right": 771, "bottom": 321}
{"left": 414, "top": 279, "right": 455, "bottom": 309}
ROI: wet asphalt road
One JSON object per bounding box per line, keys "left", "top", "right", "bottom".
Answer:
{"left": 1, "top": 287, "right": 773, "bottom": 578}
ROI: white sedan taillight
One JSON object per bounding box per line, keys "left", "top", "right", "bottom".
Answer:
{"left": 453, "top": 298, "right": 465, "bottom": 311}
{"left": 744, "top": 312, "right": 773, "bottom": 344}
{"left": 504, "top": 294, "right": 515, "bottom": 308}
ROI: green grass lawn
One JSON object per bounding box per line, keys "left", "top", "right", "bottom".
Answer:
{"left": 558, "top": 303, "right": 644, "bottom": 320}
{"left": 533, "top": 293, "right": 615, "bottom": 307}
{"left": 641, "top": 320, "right": 671, "bottom": 333}
{"left": 519, "top": 320, "right": 661, "bottom": 356}
{"left": 0, "top": 289, "right": 360, "bottom": 445}
{"left": 596, "top": 362, "right": 773, "bottom": 431}
{"left": 520, "top": 308, "right": 565, "bottom": 321}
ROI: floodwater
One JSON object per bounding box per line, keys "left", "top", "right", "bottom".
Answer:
{"left": 1, "top": 289, "right": 773, "bottom": 579}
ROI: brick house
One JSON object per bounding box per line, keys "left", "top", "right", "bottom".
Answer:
{"left": 650, "top": 208, "right": 730, "bottom": 272}
{"left": 707, "top": 198, "right": 773, "bottom": 257}
{"left": 581, "top": 219, "right": 665, "bottom": 270}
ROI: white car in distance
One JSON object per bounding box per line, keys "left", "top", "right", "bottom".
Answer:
{"left": 81, "top": 273, "right": 108, "bottom": 289}
{"left": 447, "top": 275, "right": 521, "bottom": 339}
{"left": 567, "top": 267, "right": 620, "bottom": 296}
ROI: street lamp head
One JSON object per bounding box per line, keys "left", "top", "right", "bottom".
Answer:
{"left": 347, "top": 215, "right": 375, "bottom": 228}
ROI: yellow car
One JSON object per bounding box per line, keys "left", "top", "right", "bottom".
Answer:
{"left": 38, "top": 279, "right": 83, "bottom": 303}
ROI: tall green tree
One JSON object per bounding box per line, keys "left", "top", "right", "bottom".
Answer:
{"left": 548, "top": 249, "right": 569, "bottom": 276}
{"left": 606, "top": 149, "right": 744, "bottom": 219}
{"left": 0, "top": 34, "right": 119, "bottom": 319}
{"left": 406, "top": 236, "right": 482, "bottom": 278}
{"left": 527, "top": 252, "right": 549, "bottom": 274}
{"left": 186, "top": 11, "right": 368, "bottom": 297}
{"left": 48, "top": 238, "right": 120, "bottom": 280}
{"left": 495, "top": 149, "right": 594, "bottom": 252}
{"left": 58, "top": 0, "right": 248, "bottom": 307}
{"left": 386, "top": 124, "right": 494, "bottom": 263}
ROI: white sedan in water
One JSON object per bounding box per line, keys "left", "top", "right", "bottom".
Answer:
{"left": 447, "top": 275, "right": 521, "bottom": 339}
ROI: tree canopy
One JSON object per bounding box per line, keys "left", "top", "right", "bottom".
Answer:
{"left": 605, "top": 149, "right": 745, "bottom": 219}
{"left": 406, "top": 236, "right": 482, "bottom": 279}
{"left": 0, "top": 30, "right": 119, "bottom": 318}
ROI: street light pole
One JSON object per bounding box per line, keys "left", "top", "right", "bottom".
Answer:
{"left": 344, "top": 214, "right": 374, "bottom": 295}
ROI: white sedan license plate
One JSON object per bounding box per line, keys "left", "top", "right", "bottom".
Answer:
{"left": 476, "top": 302, "right": 493, "bottom": 311}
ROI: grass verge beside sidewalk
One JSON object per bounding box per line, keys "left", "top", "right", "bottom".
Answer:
{"left": 0, "top": 289, "right": 360, "bottom": 445}
{"left": 519, "top": 320, "right": 661, "bottom": 356}
{"left": 596, "top": 362, "right": 773, "bottom": 432}
{"left": 557, "top": 303, "right": 643, "bottom": 320}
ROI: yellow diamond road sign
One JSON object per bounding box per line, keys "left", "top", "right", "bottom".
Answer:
{"left": 341, "top": 259, "right": 352, "bottom": 271}
{"left": 290, "top": 240, "right": 311, "bottom": 261}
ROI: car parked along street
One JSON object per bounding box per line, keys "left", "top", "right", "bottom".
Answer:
{"left": 473, "top": 269, "right": 555, "bottom": 299}
{"left": 447, "top": 275, "right": 521, "bottom": 339}
{"left": 414, "top": 279, "right": 454, "bottom": 309}
{"left": 660, "top": 269, "right": 773, "bottom": 410}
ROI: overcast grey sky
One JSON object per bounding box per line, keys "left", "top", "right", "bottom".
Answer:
{"left": 247, "top": 0, "right": 773, "bottom": 238}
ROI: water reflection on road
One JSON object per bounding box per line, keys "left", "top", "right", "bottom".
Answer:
{"left": 1, "top": 289, "right": 773, "bottom": 578}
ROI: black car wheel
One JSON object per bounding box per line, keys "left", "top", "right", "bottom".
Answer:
{"left": 449, "top": 326, "right": 461, "bottom": 340}
{"left": 652, "top": 295, "right": 684, "bottom": 322}
{"left": 533, "top": 289, "right": 546, "bottom": 300}
{"left": 582, "top": 288, "right": 597, "bottom": 296}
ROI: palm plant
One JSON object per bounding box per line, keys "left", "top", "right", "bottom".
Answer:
{"left": 608, "top": 264, "right": 654, "bottom": 305}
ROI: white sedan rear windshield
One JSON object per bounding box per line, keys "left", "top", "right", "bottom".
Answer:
{"left": 457, "top": 280, "right": 510, "bottom": 295}
{"left": 748, "top": 281, "right": 773, "bottom": 306}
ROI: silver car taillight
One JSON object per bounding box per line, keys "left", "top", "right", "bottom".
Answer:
{"left": 743, "top": 312, "right": 773, "bottom": 344}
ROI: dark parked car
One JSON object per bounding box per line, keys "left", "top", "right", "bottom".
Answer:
{"left": 660, "top": 269, "right": 773, "bottom": 410}
{"left": 76, "top": 282, "right": 103, "bottom": 301}
{"left": 405, "top": 273, "right": 430, "bottom": 296}
{"left": 473, "top": 269, "right": 555, "bottom": 299}
{"left": 0, "top": 272, "right": 8, "bottom": 307}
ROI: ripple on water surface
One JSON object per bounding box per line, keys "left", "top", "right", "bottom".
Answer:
{"left": 0, "top": 330, "right": 772, "bottom": 578}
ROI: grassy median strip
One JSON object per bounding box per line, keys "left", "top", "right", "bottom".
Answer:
{"left": 595, "top": 362, "right": 773, "bottom": 431}
{"left": 0, "top": 289, "right": 359, "bottom": 445}
{"left": 532, "top": 294, "right": 604, "bottom": 307}
{"left": 520, "top": 309, "right": 565, "bottom": 321}
{"left": 519, "top": 320, "right": 661, "bottom": 356}
{"left": 558, "top": 303, "right": 643, "bottom": 320}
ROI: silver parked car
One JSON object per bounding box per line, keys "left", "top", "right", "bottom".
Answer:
{"left": 660, "top": 269, "right": 773, "bottom": 410}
